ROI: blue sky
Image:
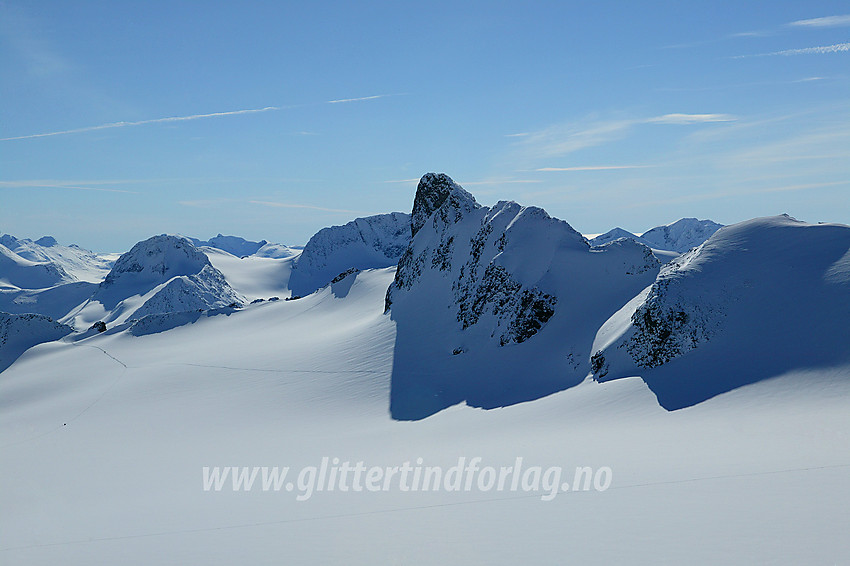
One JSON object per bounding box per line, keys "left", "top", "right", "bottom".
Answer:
{"left": 1, "top": 0, "right": 848, "bottom": 251}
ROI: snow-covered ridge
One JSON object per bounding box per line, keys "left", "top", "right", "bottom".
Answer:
{"left": 0, "top": 243, "right": 73, "bottom": 289}
{"left": 590, "top": 214, "right": 850, "bottom": 409}
{"left": 289, "top": 212, "right": 411, "bottom": 296}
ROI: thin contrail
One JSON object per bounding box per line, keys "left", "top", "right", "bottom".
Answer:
{"left": 732, "top": 42, "right": 850, "bottom": 59}
{"left": 2, "top": 94, "right": 400, "bottom": 141}
{"left": 0, "top": 180, "right": 137, "bottom": 193}
{"left": 326, "top": 94, "right": 392, "bottom": 104}
{"left": 1, "top": 107, "right": 280, "bottom": 141}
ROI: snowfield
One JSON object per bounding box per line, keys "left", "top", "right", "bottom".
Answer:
{"left": 1, "top": 175, "right": 849, "bottom": 564}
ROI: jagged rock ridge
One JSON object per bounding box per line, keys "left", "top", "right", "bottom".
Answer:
{"left": 386, "top": 173, "right": 660, "bottom": 419}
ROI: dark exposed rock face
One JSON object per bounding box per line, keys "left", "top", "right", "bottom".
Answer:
{"left": 410, "top": 173, "right": 478, "bottom": 237}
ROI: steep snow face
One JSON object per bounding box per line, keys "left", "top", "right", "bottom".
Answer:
{"left": 288, "top": 212, "right": 411, "bottom": 296}
{"left": 0, "top": 243, "right": 73, "bottom": 289}
{"left": 186, "top": 234, "right": 269, "bottom": 258}
{"left": 69, "top": 235, "right": 243, "bottom": 328}
{"left": 386, "top": 173, "right": 660, "bottom": 420}
{"left": 1, "top": 235, "right": 113, "bottom": 283}
{"left": 640, "top": 218, "right": 723, "bottom": 253}
{"left": 591, "top": 215, "right": 850, "bottom": 409}
{"left": 0, "top": 312, "right": 73, "bottom": 373}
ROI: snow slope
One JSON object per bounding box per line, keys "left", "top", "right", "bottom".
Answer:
{"left": 1, "top": 180, "right": 849, "bottom": 565}
{"left": 1, "top": 234, "right": 114, "bottom": 283}
{"left": 202, "top": 246, "right": 298, "bottom": 301}
{"left": 288, "top": 212, "right": 410, "bottom": 296}
{"left": 1, "top": 266, "right": 848, "bottom": 565}
{"left": 386, "top": 173, "right": 660, "bottom": 419}
{"left": 590, "top": 214, "right": 850, "bottom": 409}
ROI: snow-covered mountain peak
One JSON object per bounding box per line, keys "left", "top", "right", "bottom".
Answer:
{"left": 411, "top": 173, "right": 479, "bottom": 237}
{"left": 103, "top": 235, "right": 212, "bottom": 288}
{"left": 34, "top": 236, "right": 58, "bottom": 247}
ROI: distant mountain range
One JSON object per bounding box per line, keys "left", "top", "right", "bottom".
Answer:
{"left": 589, "top": 218, "right": 724, "bottom": 253}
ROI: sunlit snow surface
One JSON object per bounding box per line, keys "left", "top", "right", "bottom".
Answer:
{"left": 1, "top": 268, "right": 849, "bottom": 564}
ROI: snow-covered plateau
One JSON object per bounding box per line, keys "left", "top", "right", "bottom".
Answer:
{"left": 1, "top": 174, "right": 848, "bottom": 564}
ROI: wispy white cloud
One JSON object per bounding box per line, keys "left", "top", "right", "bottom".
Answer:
{"left": 0, "top": 180, "right": 136, "bottom": 193}
{"left": 733, "top": 42, "right": 850, "bottom": 58}
{"left": 504, "top": 132, "right": 530, "bottom": 137}
{"left": 536, "top": 165, "right": 654, "bottom": 172}
{"left": 177, "top": 198, "right": 233, "bottom": 208}
{"left": 383, "top": 178, "right": 421, "bottom": 184}
{"left": 788, "top": 15, "right": 850, "bottom": 28}
{"left": 730, "top": 30, "right": 773, "bottom": 38}
{"left": 514, "top": 118, "right": 639, "bottom": 158}
{"left": 460, "top": 179, "right": 542, "bottom": 186}
{"left": 628, "top": 181, "right": 848, "bottom": 208}
{"left": 248, "top": 200, "right": 360, "bottom": 214}
{"left": 514, "top": 113, "right": 736, "bottom": 159}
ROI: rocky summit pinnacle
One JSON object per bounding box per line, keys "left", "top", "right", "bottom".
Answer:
{"left": 410, "top": 173, "right": 478, "bottom": 237}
